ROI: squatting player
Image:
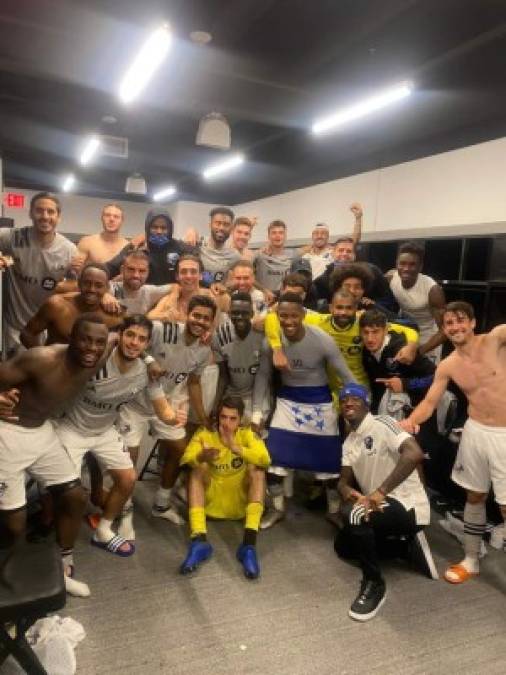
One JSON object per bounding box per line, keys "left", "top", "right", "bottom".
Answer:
{"left": 179, "top": 396, "right": 270, "bottom": 579}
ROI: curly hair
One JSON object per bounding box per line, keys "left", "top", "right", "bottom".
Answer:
{"left": 329, "top": 262, "right": 374, "bottom": 296}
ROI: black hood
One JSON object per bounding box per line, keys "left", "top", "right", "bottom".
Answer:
{"left": 144, "top": 208, "right": 174, "bottom": 246}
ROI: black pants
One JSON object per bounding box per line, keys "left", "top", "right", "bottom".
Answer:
{"left": 335, "top": 497, "right": 418, "bottom": 583}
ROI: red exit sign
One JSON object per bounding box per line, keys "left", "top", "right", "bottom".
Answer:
{"left": 4, "top": 193, "right": 25, "bottom": 208}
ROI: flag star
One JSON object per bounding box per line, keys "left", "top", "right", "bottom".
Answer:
{"left": 295, "top": 417, "right": 305, "bottom": 426}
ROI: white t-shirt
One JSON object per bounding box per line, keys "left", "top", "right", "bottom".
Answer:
{"left": 342, "top": 412, "right": 430, "bottom": 525}
{"left": 302, "top": 249, "right": 334, "bottom": 279}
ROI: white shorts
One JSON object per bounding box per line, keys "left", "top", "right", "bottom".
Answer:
{"left": 452, "top": 418, "right": 506, "bottom": 504}
{"left": 0, "top": 420, "right": 78, "bottom": 510}
{"left": 118, "top": 405, "right": 185, "bottom": 446}
{"left": 55, "top": 422, "right": 133, "bottom": 473}
{"left": 268, "top": 466, "right": 338, "bottom": 480}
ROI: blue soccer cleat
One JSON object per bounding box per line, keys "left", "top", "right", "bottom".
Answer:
{"left": 180, "top": 540, "right": 213, "bottom": 575}
{"left": 236, "top": 544, "right": 260, "bottom": 579}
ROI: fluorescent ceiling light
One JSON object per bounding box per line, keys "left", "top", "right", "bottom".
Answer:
{"left": 202, "top": 153, "right": 244, "bottom": 180}
{"left": 311, "top": 81, "right": 413, "bottom": 135}
{"left": 62, "top": 174, "right": 75, "bottom": 192}
{"left": 79, "top": 136, "right": 101, "bottom": 166}
{"left": 119, "top": 24, "right": 172, "bottom": 104}
{"left": 153, "top": 185, "right": 177, "bottom": 201}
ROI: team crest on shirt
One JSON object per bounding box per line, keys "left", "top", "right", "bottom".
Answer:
{"left": 175, "top": 372, "right": 188, "bottom": 384}
{"left": 363, "top": 436, "right": 375, "bottom": 455}
{"left": 352, "top": 336, "right": 362, "bottom": 344}
{"left": 166, "top": 252, "right": 180, "bottom": 267}
{"left": 231, "top": 456, "right": 243, "bottom": 469}
{"left": 0, "top": 481, "right": 7, "bottom": 497}
{"left": 249, "top": 364, "right": 259, "bottom": 375}
{"left": 41, "top": 277, "right": 57, "bottom": 290}
{"left": 214, "top": 271, "right": 225, "bottom": 283}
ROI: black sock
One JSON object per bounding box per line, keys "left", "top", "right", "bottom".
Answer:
{"left": 192, "top": 533, "right": 207, "bottom": 543}
{"left": 243, "top": 528, "right": 257, "bottom": 546}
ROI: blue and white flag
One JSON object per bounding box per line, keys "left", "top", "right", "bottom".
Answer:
{"left": 267, "top": 385, "right": 342, "bottom": 473}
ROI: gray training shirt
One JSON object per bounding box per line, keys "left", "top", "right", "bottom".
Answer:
{"left": 253, "top": 324, "right": 355, "bottom": 410}
{"left": 61, "top": 350, "right": 160, "bottom": 436}
{"left": 212, "top": 320, "right": 264, "bottom": 398}
{"left": 0, "top": 226, "right": 76, "bottom": 330}
{"left": 109, "top": 281, "right": 170, "bottom": 315}
{"left": 253, "top": 249, "right": 295, "bottom": 292}
{"left": 199, "top": 243, "right": 241, "bottom": 284}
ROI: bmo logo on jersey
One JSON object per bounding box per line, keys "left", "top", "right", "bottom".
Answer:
{"left": 41, "top": 277, "right": 57, "bottom": 291}
{"left": 175, "top": 372, "right": 188, "bottom": 384}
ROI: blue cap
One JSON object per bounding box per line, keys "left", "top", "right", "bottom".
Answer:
{"left": 339, "top": 383, "right": 371, "bottom": 406}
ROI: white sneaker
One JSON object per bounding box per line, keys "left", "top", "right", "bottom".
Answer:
{"left": 152, "top": 505, "right": 184, "bottom": 525}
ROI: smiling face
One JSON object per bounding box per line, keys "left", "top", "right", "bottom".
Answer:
{"left": 231, "top": 264, "right": 254, "bottom": 293}
{"left": 186, "top": 304, "right": 214, "bottom": 339}
{"left": 232, "top": 223, "right": 252, "bottom": 250}
{"left": 397, "top": 252, "right": 422, "bottom": 288}
{"left": 30, "top": 197, "right": 60, "bottom": 237}
{"left": 230, "top": 299, "right": 253, "bottom": 336}
{"left": 70, "top": 321, "right": 108, "bottom": 369}
{"left": 119, "top": 324, "right": 151, "bottom": 361}
{"left": 443, "top": 310, "right": 475, "bottom": 346}
{"left": 277, "top": 301, "right": 304, "bottom": 340}
{"left": 330, "top": 293, "right": 357, "bottom": 329}
{"left": 312, "top": 227, "right": 329, "bottom": 250}
{"left": 334, "top": 241, "right": 355, "bottom": 262}
{"left": 340, "top": 277, "right": 365, "bottom": 303}
{"left": 176, "top": 259, "right": 201, "bottom": 292}
{"left": 78, "top": 267, "right": 109, "bottom": 307}
{"left": 121, "top": 256, "right": 149, "bottom": 291}
{"left": 340, "top": 395, "right": 368, "bottom": 428}
{"left": 210, "top": 212, "right": 233, "bottom": 245}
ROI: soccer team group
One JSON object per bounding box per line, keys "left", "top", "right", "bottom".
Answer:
{"left": 0, "top": 193, "right": 504, "bottom": 622}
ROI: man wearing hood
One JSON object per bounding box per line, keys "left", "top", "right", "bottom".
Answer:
{"left": 106, "top": 209, "right": 193, "bottom": 286}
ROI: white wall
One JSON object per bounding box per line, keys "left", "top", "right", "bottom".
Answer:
{"left": 2, "top": 188, "right": 219, "bottom": 240}
{"left": 236, "top": 137, "right": 506, "bottom": 243}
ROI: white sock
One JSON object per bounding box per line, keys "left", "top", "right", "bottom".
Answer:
{"left": 117, "top": 501, "right": 135, "bottom": 541}
{"left": 326, "top": 487, "right": 340, "bottom": 514}
{"left": 96, "top": 517, "right": 115, "bottom": 543}
{"left": 64, "top": 574, "right": 91, "bottom": 598}
{"left": 155, "top": 487, "right": 172, "bottom": 508}
{"left": 462, "top": 501, "right": 486, "bottom": 572}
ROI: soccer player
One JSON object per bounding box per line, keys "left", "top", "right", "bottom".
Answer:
{"left": 119, "top": 295, "right": 215, "bottom": 524}
{"left": 230, "top": 216, "right": 255, "bottom": 260}
{"left": 401, "top": 301, "right": 506, "bottom": 584}
{"left": 337, "top": 383, "right": 431, "bottom": 621}
{"left": 109, "top": 250, "right": 171, "bottom": 315}
{"left": 198, "top": 207, "right": 241, "bottom": 285}
{"left": 254, "top": 220, "right": 294, "bottom": 293}
{"left": 0, "top": 192, "right": 80, "bottom": 355}
{"left": 20, "top": 263, "right": 122, "bottom": 347}
{"left": 300, "top": 224, "right": 334, "bottom": 279}
{"left": 0, "top": 314, "right": 110, "bottom": 596}
{"left": 212, "top": 292, "right": 269, "bottom": 426}
{"left": 179, "top": 396, "right": 270, "bottom": 579}
{"left": 388, "top": 242, "right": 446, "bottom": 362}
{"left": 77, "top": 203, "right": 129, "bottom": 264}
{"left": 253, "top": 293, "right": 356, "bottom": 528}
{"left": 55, "top": 315, "right": 186, "bottom": 555}
{"left": 229, "top": 260, "right": 267, "bottom": 316}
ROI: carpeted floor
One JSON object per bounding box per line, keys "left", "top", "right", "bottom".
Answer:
{"left": 65, "top": 480, "right": 506, "bottom": 675}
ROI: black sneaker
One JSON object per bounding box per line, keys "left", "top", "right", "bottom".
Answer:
{"left": 348, "top": 579, "right": 386, "bottom": 622}
{"left": 409, "top": 531, "right": 439, "bottom": 580}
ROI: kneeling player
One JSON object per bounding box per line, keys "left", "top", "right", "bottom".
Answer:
{"left": 179, "top": 396, "right": 270, "bottom": 579}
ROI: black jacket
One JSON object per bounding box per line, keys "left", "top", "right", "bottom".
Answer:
{"left": 362, "top": 331, "right": 436, "bottom": 413}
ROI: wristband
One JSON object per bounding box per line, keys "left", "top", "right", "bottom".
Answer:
{"left": 143, "top": 355, "right": 155, "bottom": 365}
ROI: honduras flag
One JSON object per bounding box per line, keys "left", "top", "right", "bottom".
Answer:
{"left": 267, "top": 385, "right": 341, "bottom": 473}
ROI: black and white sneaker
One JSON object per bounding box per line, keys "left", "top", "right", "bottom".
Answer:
{"left": 409, "top": 531, "right": 439, "bottom": 579}
{"left": 348, "top": 579, "right": 386, "bottom": 622}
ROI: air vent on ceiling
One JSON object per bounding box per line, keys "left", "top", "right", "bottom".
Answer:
{"left": 99, "top": 134, "right": 129, "bottom": 159}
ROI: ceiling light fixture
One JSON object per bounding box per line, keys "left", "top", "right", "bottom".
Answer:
{"left": 79, "top": 136, "right": 101, "bottom": 166}
{"left": 119, "top": 24, "right": 172, "bottom": 104}
{"left": 62, "top": 174, "right": 75, "bottom": 192}
{"left": 202, "top": 153, "right": 244, "bottom": 180}
{"left": 153, "top": 185, "right": 177, "bottom": 201}
{"left": 311, "top": 81, "right": 413, "bottom": 135}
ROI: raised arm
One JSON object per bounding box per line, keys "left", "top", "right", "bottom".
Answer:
{"left": 399, "top": 360, "right": 451, "bottom": 433}
{"left": 349, "top": 202, "right": 363, "bottom": 247}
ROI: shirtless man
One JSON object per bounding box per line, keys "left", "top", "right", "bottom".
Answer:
{"left": 21, "top": 263, "right": 122, "bottom": 347}
{"left": 147, "top": 254, "right": 227, "bottom": 322}
{"left": 401, "top": 301, "right": 506, "bottom": 584}
{"left": 0, "top": 314, "right": 110, "bottom": 596}
{"left": 77, "top": 203, "right": 129, "bottom": 264}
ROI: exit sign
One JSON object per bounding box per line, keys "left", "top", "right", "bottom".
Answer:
{"left": 4, "top": 193, "right": 25, "bottom": 208}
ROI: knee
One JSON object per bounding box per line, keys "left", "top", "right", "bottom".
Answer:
{"left": 52, "top": 482, "right": 87, "bottom": 511}
{"left": 113, "top": 469, "right": 136, "bottom": 494}
{"left": 466, "top": 491, "right": 487, "bottom": 505}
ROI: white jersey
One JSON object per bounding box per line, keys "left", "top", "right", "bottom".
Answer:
{"left": 130, "top": 321, "right": 210, "bottom": 413}
{"left": 109, "top": 281, "right": 170, "bottom": 315}
{"left": 250, "top": 288, "right": 267, "bottom": 315}
{"left": 61, "top": 350, "right": 160, "bottom": 436}
{"left": 212, "top": 321, "right": 264, "bottom": 397}
{"left": 302, "top": 249, "right": 334, "bottom": 279}
{"left": 253, "top": 249, "right": 295, "bottom": 291}
{"left": 0, "top": 227, "right": 76, "bottom": 330}
{"left": 342, "top": 412, "right": 430, "bottom": 525}
{"left": 389, "top": 271, "right": 438, "bottom": 345}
